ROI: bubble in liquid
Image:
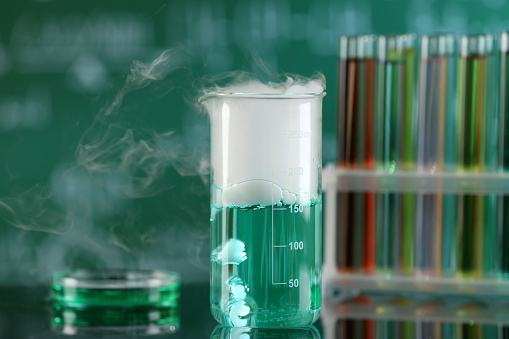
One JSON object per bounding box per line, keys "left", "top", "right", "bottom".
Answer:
{"left": 229, "top": 300, "right": 251, "bottom": 327}
{"left": 210, "top": 239, "right": 247, "bottom": 265}
{"left": 222, "top": 275, "right": 255, "bottom": 327}
{"left": 227, "top": 276, "right": 248, "bottom": 300}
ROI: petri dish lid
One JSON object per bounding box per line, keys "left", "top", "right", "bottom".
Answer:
{"left": 52, "top": 269, "right": 179, "bottom": 290}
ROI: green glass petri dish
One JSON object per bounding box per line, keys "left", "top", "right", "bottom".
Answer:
{"left": 51, "top": 269, "right": 179, "bottom": 307}
{"left": 50, "top": 269, "right": 180, "bottom": 335}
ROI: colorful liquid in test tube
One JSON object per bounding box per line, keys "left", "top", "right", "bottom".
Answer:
{"left": 500, "top": 31, "right": 509, "bottom": 278}
{"left": 201, "top": 79, "right": 325, "bottom": 327}
{"left": 374, "top": 34, "right": 416, "bottom": 274}
{"left": 455, "top": 34, "right": 492, "bottom": 278}
{"left": 482, "top": 34, "right": 498, "bottom": 278}
{"left": 415, "top": 34, "right": 456, "bottom": 276}
{"left": 336, "top": 34, "right": 376, "bottom": 273}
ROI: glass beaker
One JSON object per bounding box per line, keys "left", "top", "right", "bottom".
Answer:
{"left": 200, "top": 90, "right": 325, "bottom": 327}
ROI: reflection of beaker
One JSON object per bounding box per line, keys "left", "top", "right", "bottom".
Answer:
{"left": 210, "top": 325, "right": 321, "bottom": 339}
{"left": 201, "top": 91, "right": 325, "bottom": 327}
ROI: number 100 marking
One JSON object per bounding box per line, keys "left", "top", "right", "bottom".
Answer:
{"left": 289, "top": 241, "right": 304, "bottom": 250}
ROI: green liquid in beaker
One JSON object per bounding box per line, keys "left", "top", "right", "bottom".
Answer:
{"left": 210, "top": 201, "right": 322, "bottom": 327}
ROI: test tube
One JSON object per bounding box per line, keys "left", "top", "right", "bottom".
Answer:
{"left": 500, "top": 31, "right": 509, "bottom": 278}
{"left": 374, "top": 34, "right": 416, "bottom": 273}
{"left": 415, "top": 34, "right": 456, "bottom": 276}
{"left": 442, "top": 40, "right": 460, "bottom": 278}
{"left": 336, "top": 34, "right": 376, "bottom": 273}
{"left": 455, "top": 34, "right": 492, "bottom": 278}
{"left": 482, "top": 34, "right": 499, "bottom": 278}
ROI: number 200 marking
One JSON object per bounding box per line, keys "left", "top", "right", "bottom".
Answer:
{"left": 288, "top": 167, "right": 303, "bottom": 176}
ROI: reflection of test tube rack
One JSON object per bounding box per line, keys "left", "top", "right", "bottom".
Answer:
{"left": 324, "top": 32, "right": 509, "bottom": 327}
{"left": 324, "top": 168, "right": 509, "bottom": 295}
{"left": 321, "top": 299, "right": 509, "bottom": 339}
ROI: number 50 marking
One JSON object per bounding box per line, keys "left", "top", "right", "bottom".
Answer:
{"left": 289, "top": 279, "right": 299, "bottom": 288}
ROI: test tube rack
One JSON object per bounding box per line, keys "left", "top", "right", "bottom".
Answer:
{"left": 322, "top": 165, "right": 509, "bottom": 322}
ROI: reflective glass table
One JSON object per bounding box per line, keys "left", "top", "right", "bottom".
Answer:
{"left": 3, "top": 282, "right": 507, "bottom": 338}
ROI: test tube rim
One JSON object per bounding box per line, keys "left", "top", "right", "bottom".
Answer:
{"left": 501, "top": 31, "right": 509, "bottom": 53}
{"left": 459, "top": 33, "right": 493, "bottom": 56}
{"left": 420, "top": 33, "right": 456, "bottom": 58}
{"left": 378, "top": 33, "right": 416, "bottom": 61}
{"left": 52, "top": 269, "right": 180, "bottom": 290}
{"left": 338, "top": 34, "right": 377, "bottom": 59}
{"left": 198, "top": 91, "right": 326, "bottom": 103}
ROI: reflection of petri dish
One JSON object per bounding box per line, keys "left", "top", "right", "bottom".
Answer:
{"left": 50, "top": 269, "right": 180, "bottom": 336}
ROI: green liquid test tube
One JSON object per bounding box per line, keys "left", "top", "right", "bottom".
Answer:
{"left": 500, "top": 31, "right": 509, "bottom": 278}
{"left": 482, "top": 34, "right": 498, "bottom": 278}
{"left": 375, "top": 34, "right": 416, "bottom": 274}
{"left": 401, "top": 39, "right": 416, "bottom": 275}
{"left": 455, "top": 34, "right": 492, "bottom": 278}
{"left": 442, "top": 36, "right": 459, "bottom": 277}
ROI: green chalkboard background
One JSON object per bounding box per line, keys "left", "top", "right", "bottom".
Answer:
{"left": 1, "top": 0, "right": 508, "bottom": 286}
